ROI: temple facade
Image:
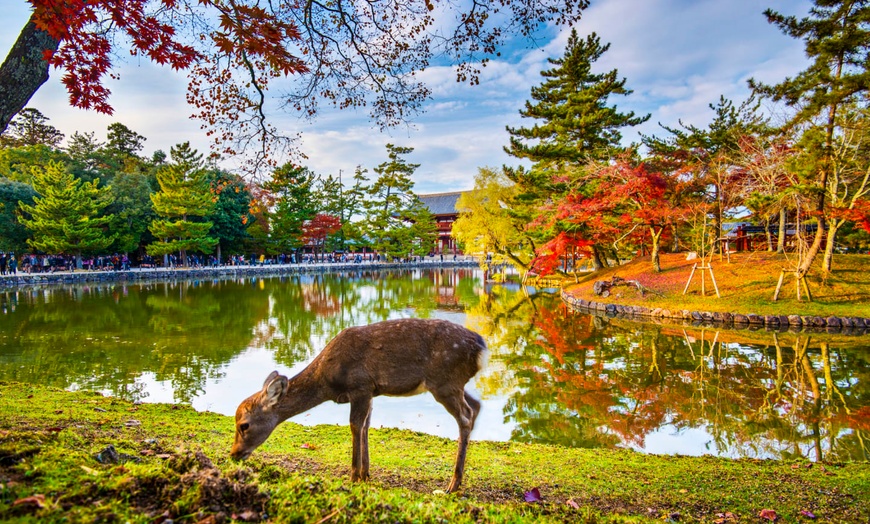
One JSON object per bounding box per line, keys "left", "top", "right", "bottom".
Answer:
{"left": 418, "top": 191, "right": 467, "bottom": 255}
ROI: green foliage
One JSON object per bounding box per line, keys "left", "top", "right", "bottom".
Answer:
{"left": 363, "top": 144, "right": 433, "bottom": 259}
{"left": 0, "top": 107, "right": 64, "bottom": 148}
{"left": 147, "top": 142, "right": 218, "bottom": 260}
{"left": 0, "top": 177, "right": 36, "bottom": 252}
{"left": 0, "top": 144, "right": 70, "bottom": 184}
{"left": 453, "top": 167, "right": 533, "bottom": 270}
{"left": 263, "top": 163, "right": 318, "bottom": 255}
{"left": 207, "top": 170, "right": 254, "bottom": 257}
{"left": 505, "top": 28, "right": 648, "bottom": 166}
{"left": 18, "top": 161, "right": 116, "bottom": 260}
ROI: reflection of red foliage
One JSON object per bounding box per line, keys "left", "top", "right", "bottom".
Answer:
{"left": 842, "top": 406, "right": 870, "bottom": 431}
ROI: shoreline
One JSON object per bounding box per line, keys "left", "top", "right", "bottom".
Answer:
{"left": 0, "top": 258, "right": 479, "bottom": 291}
{"left": 561, "top": 288, "right": 870, "bottom": 335}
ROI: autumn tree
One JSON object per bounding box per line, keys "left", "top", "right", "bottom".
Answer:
{"left": 452, "top": 167, "right": 534, "bottom": 270}
{"left": 643, "top": 96, "right": 766, "bottom": 253}
{"left": 18, "top": 161, "right": 116, "bottom": 267}
{"left": 2, "top": 0, "right": 586, "bottom": 172}
{"left": 147, "top": 142, "right": 218, "bottom": 264}
{"left": 505, "top": 28, "right": 648, "bottom": 269}
{"left": 302, "top": 213, "right": 342, "bottom": 260}
{"left": 751, "top": 0, "right": 870, "bottom": 274}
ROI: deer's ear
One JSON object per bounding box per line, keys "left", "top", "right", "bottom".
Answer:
{"left": 262, "top": 370, "right": 280, "bottom": 389}
{"left": 263, "top": 373, "right": 288, "bottom": 409}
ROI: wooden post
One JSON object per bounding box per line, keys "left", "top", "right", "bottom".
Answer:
{"left": 801, "top": 276, "right": 813, "bottom": 301}
{"left": 773, "top": 270, "right": 785, "bottom": 301}
{"left": 683, "top": 263, "right": 698, "bottom": 295}
{"left": 701, "top": 264, "right": 706, "bottom": 296}
{"left": 706, "top": 266, "right": 721, "bottom": 298}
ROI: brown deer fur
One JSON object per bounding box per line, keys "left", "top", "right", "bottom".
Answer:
{"left": 231, "top": 318, "right": 487, "bottom": 493}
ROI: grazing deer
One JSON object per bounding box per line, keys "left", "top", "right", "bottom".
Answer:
{"left": 231, "top": 318, "right": 487, "bottom": 493}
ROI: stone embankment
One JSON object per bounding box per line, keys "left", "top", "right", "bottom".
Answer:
{"left": 561, "top": 290, "right": 870, "bottom": 335}
{"left": 0, "top": 259, "right": 478, "bottom": 291}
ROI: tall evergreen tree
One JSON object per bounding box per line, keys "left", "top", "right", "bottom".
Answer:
{"left": 263, "top": 163, "right": 318, "bottom": 257}
{"left": 364, "top": 144, "right": 434, "bottom": 259}
{"left": 18, "top": 161, "right": 115, "bottom": 267}
{"left": 751, "top": 0, "right": 870, "bottom": 274}
{"left": 504, "top": 28, "right": 648, "bottom": 270}
{"left": 207, "top": 169, "right": 254, "bottom": 261}
{"left": 0, "top": 107, "right": 64, "bottom": 148}
{"left": 147, "top": 142, "right": 218, "bottom": 265}
{"left": 505, "top": 28, "right": 648, "bottom": 166}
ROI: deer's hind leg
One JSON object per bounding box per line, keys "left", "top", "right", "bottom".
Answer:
{"left": 431, "top": 386, "right": 479, "bottom": 493}
{"left": 349, "top": 396, "right": 373, "bottom": 482}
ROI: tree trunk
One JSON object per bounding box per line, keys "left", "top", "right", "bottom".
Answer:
{"left": 650, "top": 226, "right": 662, "bottom": 273}
{"left": 591, "top": 245, "right": 607, "bottom": 270}
{"left": 776, "top": 208, "right": 786, "bottom": 253}
{"left": 796, "top": 217, "right": 826, "bottom": 280}
{"left": 821, "top": 219, "right": 842, "bottom": 273}
{"left": 0, "top": 14, "right": 60, "bottom": 135}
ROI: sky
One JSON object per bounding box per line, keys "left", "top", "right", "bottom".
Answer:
{"left": 1, "top": 0, "right": 811, "bottom": 194}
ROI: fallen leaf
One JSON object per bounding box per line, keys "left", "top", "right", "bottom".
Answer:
{"left": 431, "top": 489, "right": 446, "bottom": 495}
{"left": 678, "top": 488, "right": 688, "bottom": 494}
{"left": 759, "top": 509, "right": 778, "bottom": 521}
{"left": 301, "top": 442, "right": 317, "bottom": 450}
{"left": 80, "top": 465, "right": 99, "bottom": 475}
{"left": 523, "top": 487, "right": 542, "bottom": 503}
{"left": 800, "top": 510, "right": 817, "bottom": 519}
{"left": 231, "top": 511, "right": 259, "bottom": 522}
{"left": 12, "top": 494, "right": 46, "bottom": 509}
{"left": 124, "top": 419, "right": 141, "bottom": 427}
{"left": 566, "top": 498, "right": 580, "bottom": 509}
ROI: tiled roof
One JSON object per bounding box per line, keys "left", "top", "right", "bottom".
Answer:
{"left": 418, "top": 191, "right": 465, "bottom": 215}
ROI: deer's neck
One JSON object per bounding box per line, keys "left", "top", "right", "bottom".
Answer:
{"left": 276, "top": 366, "right": 330, "bottom": 421}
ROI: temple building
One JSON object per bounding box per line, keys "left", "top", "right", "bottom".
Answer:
{"left": 418, "top": 191, "right": 467, "bottom": 255}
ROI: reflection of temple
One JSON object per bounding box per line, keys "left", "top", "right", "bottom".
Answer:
{"left": 418, "top": 191, "right": 467, "bottom": 255}
{"left": 429, "top": 268, "right": 470, "bottom": 309}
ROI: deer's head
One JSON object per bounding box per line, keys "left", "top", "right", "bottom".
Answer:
{"left": 230, "top": 371, "right": 288, "bottom": 460}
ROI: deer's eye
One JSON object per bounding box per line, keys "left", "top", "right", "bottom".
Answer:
{"left": 239, "top": 423, "right": 249, "bottom": 433}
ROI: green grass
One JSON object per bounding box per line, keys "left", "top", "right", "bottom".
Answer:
{"left": 565, "top": 252, "right": 870, "bottom": 318}
{"left": 1, "top": 382, "right": 868, "bottom": 522}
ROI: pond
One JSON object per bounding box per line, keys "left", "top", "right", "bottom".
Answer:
{"left": 0, "top": 268, "right": 867, "bottom": 462}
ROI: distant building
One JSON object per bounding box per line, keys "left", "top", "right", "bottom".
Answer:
{"left": 418, "top": 191, "right": 467, "bottom": 255}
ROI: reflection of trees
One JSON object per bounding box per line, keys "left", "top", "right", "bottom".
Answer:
{"left": 467, "top": 285, "right": 870, "bottom": 460}
{"left": 0, "top": 281, "right": 267, "bottom": 403}
{"left": 2, "top": 270, "right": 867, "bottom": 460}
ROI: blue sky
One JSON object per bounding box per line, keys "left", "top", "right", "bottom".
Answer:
{"left": 2, "top": 0, "right": 810, "bottom": 194}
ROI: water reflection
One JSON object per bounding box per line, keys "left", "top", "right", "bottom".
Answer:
{"left": 0, "top": 269, "right": 867, "bottom": 461}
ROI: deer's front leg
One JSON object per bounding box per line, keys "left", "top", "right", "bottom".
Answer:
{"left": 349, "top": 397, "right": 373, "bottom": 482}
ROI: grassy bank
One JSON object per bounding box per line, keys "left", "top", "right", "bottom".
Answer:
{"left": 563, "top": 252, "right": 870, "bottom": 319}
{"left": 1, "top": 383, "right": 868, "bottom": 522}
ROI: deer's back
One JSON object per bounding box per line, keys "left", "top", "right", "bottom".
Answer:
{"left": 314, "top": 318, "right": 486, "bottom": 399}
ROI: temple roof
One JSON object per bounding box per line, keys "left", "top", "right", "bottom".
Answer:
{"left": 418, "top": 191, "right": 465, "bottom": 216}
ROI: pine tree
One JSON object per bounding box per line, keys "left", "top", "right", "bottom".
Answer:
{"left": 263, "top": 163, "right": 318, "bottom": 257}
{"left": 504, "top": 28, "right": 648, "bottom": 270}
{"left": 505, "top": 28, "right": 648, "bottom": 166}
{"left": 751, "top": 0, "right": 870, "bottom": 274}
{"left": 18, "top": 161, "right": 115, "bottom": 267}
{"left": 364, "top": 144, "right": 434, "bottom": 259}
{"left": 147, "top": 142, "right": 218, "bottom": 265}
{"left": 1, "top": 108, "right": 64, "bottom": 148}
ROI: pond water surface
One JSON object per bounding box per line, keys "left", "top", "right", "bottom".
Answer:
{"left": 0, "top": 268, "right": 867, "bottom": 461}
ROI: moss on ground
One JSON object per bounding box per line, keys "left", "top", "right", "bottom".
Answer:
{"left": 1, "top": 382, "right": 867, "bottom": 522}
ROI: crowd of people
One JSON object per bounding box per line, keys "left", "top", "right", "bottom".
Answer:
{"left": 0, "top": 251, "right": 464, "bottom": 275}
